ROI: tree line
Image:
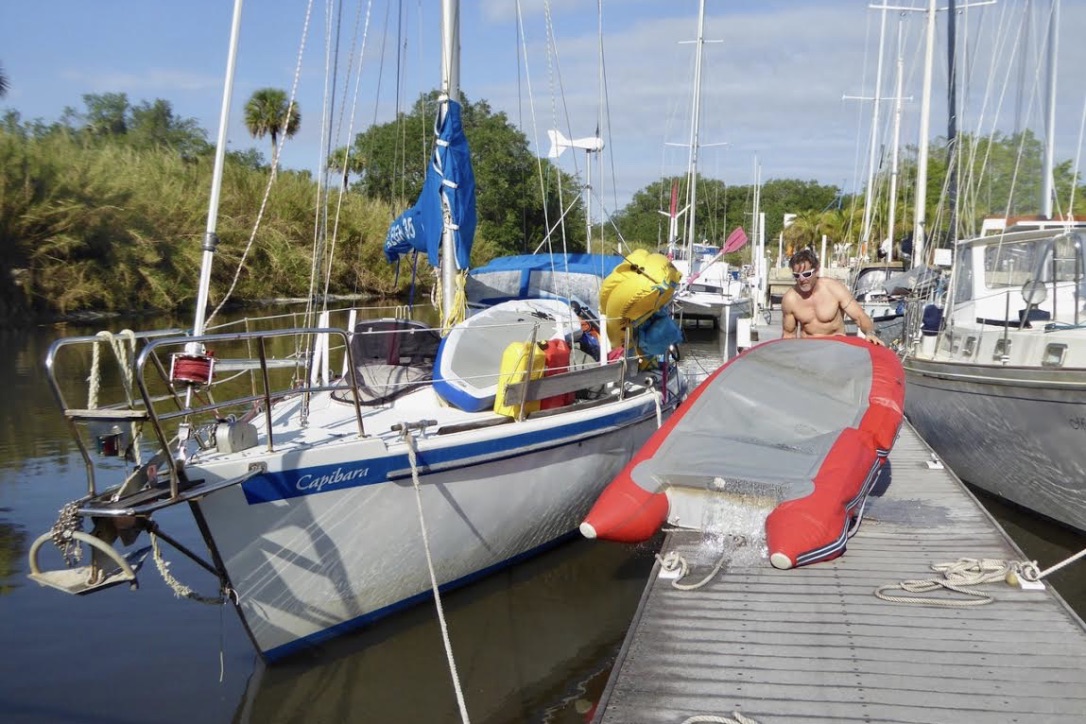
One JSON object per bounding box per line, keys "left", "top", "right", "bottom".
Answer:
{"left": 1, "top": 65, "right": 1081, "bottom": 324}
{"left": 0, "top": 86, "right": 594, "bottom": 324}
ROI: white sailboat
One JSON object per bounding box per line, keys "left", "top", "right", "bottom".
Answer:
{"left": 666, "top": 0, "right": 753, "bottom": 332}
{"left": 902, "top": 0, "right": 1086, "bottom": 532}
{"left": 27, "top": 0, "right": 685, "bottom": 661}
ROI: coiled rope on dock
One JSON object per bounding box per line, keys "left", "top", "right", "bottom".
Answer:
{"left": 874, "top": 558, "right": 1015, "bottom": 606}
{"left": 875, "top": 547, "right": 1086, "bottom": 607}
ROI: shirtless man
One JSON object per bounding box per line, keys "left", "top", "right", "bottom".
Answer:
{"left": 781, "top": 249, "right": 885, "bottom": 346}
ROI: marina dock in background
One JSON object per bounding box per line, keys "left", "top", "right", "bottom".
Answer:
{"left": 593, "top": 420, "right": 1086, "bottom": 723}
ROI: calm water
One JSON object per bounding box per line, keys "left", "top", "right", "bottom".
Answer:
{"left": 0, "top": 319, "right": 1084, "bottom": 723}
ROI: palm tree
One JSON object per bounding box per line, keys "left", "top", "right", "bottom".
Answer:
{"left": 328, "top": 145, "right": 365, "bottom": 190}
{"left": 243, "top": 88, "right": 300, "bottom": 165}
{"left": 0, "top": 62, "right": 9, "bottom": 98}
{"left": 783, "top": 210, "right": 824, "bottom": 256}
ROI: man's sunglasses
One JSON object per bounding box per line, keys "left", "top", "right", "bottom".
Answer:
{"left": 792, "top": 269, "right": 816, "bottom": 280}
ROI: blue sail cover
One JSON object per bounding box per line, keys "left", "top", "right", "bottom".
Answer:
{"left": 465, "top": 253, "right": 624, "bottom": 309}
{"left": 384, "top": 100, "right": 476, "bottom": 269}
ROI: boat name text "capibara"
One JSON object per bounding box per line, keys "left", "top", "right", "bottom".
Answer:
{"left": 296, "top": 466, "right": 370, "bottom": 492}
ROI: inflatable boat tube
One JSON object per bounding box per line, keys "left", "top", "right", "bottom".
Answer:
{"left": 580, "top": 336, "right": 905, "bottom": 569}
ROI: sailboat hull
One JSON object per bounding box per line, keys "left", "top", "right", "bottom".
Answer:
{"left": 904, "top": 356, "right": 1086, "bottom": 532}
{"left": 193, "top": 394, "right": 670, "bottom": 660}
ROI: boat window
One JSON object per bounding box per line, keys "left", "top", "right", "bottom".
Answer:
{"left": 1043, "top": 344, "right": 1067, "bottom": 367}
{"left": 993, "top": 337, "right": 1011, "bottom": 362}
{"left": 1035, "top": 234, "right": 1083, "bottom": 284}
{"left": 984, "top": 241, "right": 1037, "bottom": 289}
{"left": 853, "top": 269, "right": 892, "bottom": 296}
{"left": 962, "top": 336, "right": 977, "bottom": 357}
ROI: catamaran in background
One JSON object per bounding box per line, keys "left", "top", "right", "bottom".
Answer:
{"left": 26, "top": 0, "right": 685, "bottom": 661}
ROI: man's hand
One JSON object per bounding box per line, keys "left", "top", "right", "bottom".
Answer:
{"left": 866, "top": 334, "right": 885, "bottom": 347}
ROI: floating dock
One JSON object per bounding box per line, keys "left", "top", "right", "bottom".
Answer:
{"left": 593, "top": 421, "right": 1086, "bottom": 723}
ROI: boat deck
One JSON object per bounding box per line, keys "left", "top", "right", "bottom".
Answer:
{"left": 593, "top": 421, "right": 1086, "bottom": 723}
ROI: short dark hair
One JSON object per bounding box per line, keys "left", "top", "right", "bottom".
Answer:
{"left": 789, "top": 248, "right": 819, "bottom": 270}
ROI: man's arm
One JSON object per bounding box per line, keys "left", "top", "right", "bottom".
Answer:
{"left": 781, "top": 291, "right": 799, "bottom": 337}
{"left": 837, "top": 285, "right": 885, "bottom": 346}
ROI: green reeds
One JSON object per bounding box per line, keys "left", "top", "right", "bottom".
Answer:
{"left": 0, "top": 129, "right": 423, "bottom": 322}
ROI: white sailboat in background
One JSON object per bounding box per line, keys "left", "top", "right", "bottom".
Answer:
{"left": 27, "top": 0, "right": 685, "bottom": 661}
{"left": 666, "top": 0, "right": 753, "bottom": 332}
{"left": 903, "top": 0, "right": 1086, "bottom": 533}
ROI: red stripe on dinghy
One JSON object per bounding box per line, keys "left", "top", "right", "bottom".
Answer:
{"left": 857, "top": 343, "right": 906, "bottom": 452}
{"left": 579, "top": 345, "right": 745, "bottom": 542}
{"left": 578, "top": 481, "right": 670, "bottom": 542}
{"left": 765, "top": 426, "right": 880, "bottom": 569}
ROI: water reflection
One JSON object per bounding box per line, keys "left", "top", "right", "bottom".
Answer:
{"left": 0, "top": 512, "right": 27, "bottom": 596}
{"left": 0, "top": 305, "right": 434, "bottom": 470}
{"left": 967, "top": 486, "right": 1086, "bottom": 610}
{"left": 0, "top": 311, "right": 1083, "bottom": 724}
{"left": 0, "top": 327, "right": 80, "bottom": 466}
{"left": 233, "top": 536, "right": 661, "bottom": 724}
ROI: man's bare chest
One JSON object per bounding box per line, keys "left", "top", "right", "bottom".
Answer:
{"left": 792, "top": 293, "right": 840, "bottom": 323}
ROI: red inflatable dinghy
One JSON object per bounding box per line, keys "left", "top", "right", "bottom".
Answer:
{"left": 580, "top": 336, "right": 904, "bottom": 569}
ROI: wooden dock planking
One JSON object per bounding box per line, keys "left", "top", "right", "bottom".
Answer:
{"left": 594, "top": 421, "right": 1086, "bottom": 724}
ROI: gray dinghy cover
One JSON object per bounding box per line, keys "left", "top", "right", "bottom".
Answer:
{"left": 582, "top": 336, "right": 905, "bottom": 568}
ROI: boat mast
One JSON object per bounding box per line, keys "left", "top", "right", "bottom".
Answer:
{"left": 886, "top": 18, "right": 906, "bottom": 265}
{"left": 751, "top": 158, "right": 762, "bottom": 320}
{"left": 192, "top": 0, "right": 245, "bottom": 339}
{"left": 912, "top": 0, "right": 937, "bottom": 269}
{"left": 860, "top": 3, "right": 889, "bottom": 254}
{"left": 947, "top": 0, "right": 958, "bottom": 242}
{"left": 683, "top": 0, "right": 707, "bottom": 255}
{"left": 440, "top": 0, "right": 461, "bottom": 322}
{"left": 666, "top": 181, "right": 680, "bottom": 257}
{"left": 1042, "top": 0, "right": 1059, "bottom": 219}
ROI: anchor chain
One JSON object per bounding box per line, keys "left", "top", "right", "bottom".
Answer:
{"left": 49, "top": 501, "right": 84, "bottom": 566}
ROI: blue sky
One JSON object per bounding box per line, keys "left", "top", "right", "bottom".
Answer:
{"left": 3, "top": 1, "right": 1084, "bottom": 217}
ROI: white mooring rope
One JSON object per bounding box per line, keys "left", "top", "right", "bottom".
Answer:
{"left": 681, "top": 711, "right": 760, "bottom": 724}
{"left": 655, "top": 550, "right": 729, "bottom": 591}
{"left": 875, "top": 558, "right": 1022, "bottom": 607}
{"left": 402, "top": 428, "right": 471, "bottom": 724}
{"left": 876, "top": 547, "right": 1086, "bottom": 608}
{"left": 1020, "top": 545, "right": 1086, "bottom": 582}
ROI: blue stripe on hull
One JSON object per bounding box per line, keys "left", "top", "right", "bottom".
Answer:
{"left": 241, "top": 402, "right": 653, "bottom": 504}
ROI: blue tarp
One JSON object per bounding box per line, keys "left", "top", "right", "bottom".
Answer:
{"left": 465, "top": 253, "right": 625, "bottom": 309}
{"left": 470, "top": 253, "right": 624, "bottom": 283}
{"left": 385, "top": 100, "right": 476, "bottom": 269}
